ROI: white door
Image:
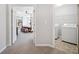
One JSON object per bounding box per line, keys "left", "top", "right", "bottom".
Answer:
{"left": 11, "top": 8, "right": 17, "bottom": 44}
{"left": 35, "top": 5, "right": 54, "bottom": 47}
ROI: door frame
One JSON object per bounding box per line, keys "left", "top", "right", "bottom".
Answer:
{"left": 8, "top": 4, "right": 36, "bottom": 46}
{"left": 51, "top": 5, "right": 55, "bottom": 48}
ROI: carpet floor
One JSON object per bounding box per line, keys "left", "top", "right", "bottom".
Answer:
{"left": 1, "top": 32, "right": 78, "bottom": 54}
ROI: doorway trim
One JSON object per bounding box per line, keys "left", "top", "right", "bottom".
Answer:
{"left": 8, "top": 4, "right": 36, "bottom": 46}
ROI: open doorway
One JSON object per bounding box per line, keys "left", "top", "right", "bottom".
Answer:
{"left": 53, "top": 4, "right": 78, "bottom": 53}
{"left": 11, "top": 6, "right": 35, "bottom": 46}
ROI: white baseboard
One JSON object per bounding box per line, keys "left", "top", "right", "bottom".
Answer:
{"left": 49, "top": 45, "right": 55, "bottom": 48}
{"left": 35, "top": 44, "right": 54, "bottom": 48}
{"left": 0, "top": 46, "right": 6, "bottom": 53}
{"left": 6, "top": 43, "right": 12, "bottom": 47}
{"left": 35, "top": 44, "right": 50, "bottom": 46}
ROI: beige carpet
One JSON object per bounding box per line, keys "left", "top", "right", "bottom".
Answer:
{"left": 1, "top": 32, "right": 78, "bottom": 54}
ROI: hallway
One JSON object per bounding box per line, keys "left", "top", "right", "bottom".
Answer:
{"left": 1, "top": 32, "right": 67, "bottom": 54}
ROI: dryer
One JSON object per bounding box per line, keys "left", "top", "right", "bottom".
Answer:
{"left": 62, "top": 24, "right": 78, "bottom": 44}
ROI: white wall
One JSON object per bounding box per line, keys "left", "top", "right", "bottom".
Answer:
{"left": 54, "top": 4, "right": 78, "bottom": 24}
{"left": 0, "top": 4, "right": 6, "bottom": 52}
{"left": 54, "top": 4, "right": 78, "bottom": 38}
{"left": 35, "top": 5, "right": 53, "bottom": 46}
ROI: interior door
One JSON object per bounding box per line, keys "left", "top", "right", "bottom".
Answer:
{"left": 35, "top": 5, "right": 54, "bottom": 47}
{"left": 11, "top": 8, "right": 17, "bottom": 44}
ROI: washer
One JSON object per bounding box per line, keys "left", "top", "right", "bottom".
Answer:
{"left": 62, "top": 24, "right": 78, "bottom": 44}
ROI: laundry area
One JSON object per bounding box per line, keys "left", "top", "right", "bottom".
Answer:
{"left": 54, "top": 4, "right": 78, "bottom": 53}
